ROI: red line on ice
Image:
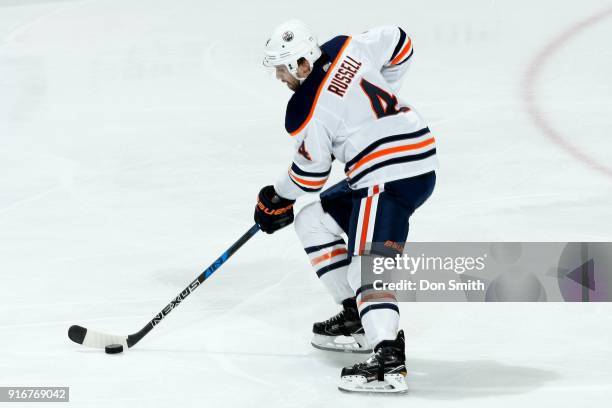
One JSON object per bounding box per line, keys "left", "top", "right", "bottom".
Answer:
{"left": 522, "top": 6, "right": 612, "bottom": 180}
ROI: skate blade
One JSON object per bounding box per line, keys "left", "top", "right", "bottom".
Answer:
{"left": 338, "top": 373, "right": 408, "bottom": 394}
{"left": 311, "top": 333, "right": 372, "bottom": 354}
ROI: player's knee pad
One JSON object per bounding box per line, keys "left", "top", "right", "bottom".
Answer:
{"left": 294, "top": 201, "right": 344, "bottom": 242}
{"left": 294, "top": 201, "right": 324, "bottom": 238}
{"left": 295, "top": 202, "right": 353, "bottom": 303}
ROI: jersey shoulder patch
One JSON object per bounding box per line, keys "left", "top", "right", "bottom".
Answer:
{"left": 297, "top": 141, "right": 312, "bottom": 161}
{"left": 284, "top": 35, "right": 350, "bottom": 135}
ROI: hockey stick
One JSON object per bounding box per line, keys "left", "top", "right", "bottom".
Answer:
{"left": 68, "top": 223, "right": 260, "bottom": 350}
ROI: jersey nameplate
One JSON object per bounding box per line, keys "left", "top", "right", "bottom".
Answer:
{"left": 327, "top": 55, "right": 362, "bottom": 98}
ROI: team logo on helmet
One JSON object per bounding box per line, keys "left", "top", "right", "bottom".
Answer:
{"left": 282, "top": 31, "right": 294, "bottom": 42}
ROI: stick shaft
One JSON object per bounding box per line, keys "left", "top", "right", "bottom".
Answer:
{"left": 126, "top": 224, "right": 260, "bottom": 347}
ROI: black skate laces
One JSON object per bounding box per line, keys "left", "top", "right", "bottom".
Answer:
{"left": 324, "top": 304, "right": 358, "bottom": 326}
{"left": 324, "top": 310, "right": 346, "bottom": 326}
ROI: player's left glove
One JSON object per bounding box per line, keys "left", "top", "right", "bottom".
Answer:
{"left": 254, "top": 185, "right": 295, "bottom": 234}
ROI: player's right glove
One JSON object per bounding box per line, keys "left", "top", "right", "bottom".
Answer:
{"left": 254, "top": 185, "right": 295, "bottom": 234}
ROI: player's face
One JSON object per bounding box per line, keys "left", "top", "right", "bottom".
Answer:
{"left": 275, "top": 65, "right": 300, "bottom": 91}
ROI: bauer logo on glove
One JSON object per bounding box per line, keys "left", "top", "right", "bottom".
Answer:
{"left": 256, "top": 201, "right": 293, "bottom": 216}
{"left": 254, "top": 185, "right": 296, "bottom": 234}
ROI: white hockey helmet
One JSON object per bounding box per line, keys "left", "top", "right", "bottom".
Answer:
{"left": 263, "top": 20, "right": 322, "bottom": 78}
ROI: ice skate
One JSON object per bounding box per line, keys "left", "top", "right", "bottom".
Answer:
{"left": 311, "top": 298, "right": 372, "bottom": 353}
{"left": 338, "top": 330, "right": 407, "bottom": 393}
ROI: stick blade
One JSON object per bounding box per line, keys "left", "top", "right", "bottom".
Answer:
{"left": 67, "top": 325, "right": 129, "bottom": 350}
{"left": 68, "top": 325, "right": 87, "bottom": 344}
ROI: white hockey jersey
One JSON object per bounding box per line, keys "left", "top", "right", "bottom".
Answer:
{"left": 275, "top": 26, "right": 438, "bottom": 200}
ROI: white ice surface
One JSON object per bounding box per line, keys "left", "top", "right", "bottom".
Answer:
{"left": 1, "top": 0, "right": 611, "bottom": 407}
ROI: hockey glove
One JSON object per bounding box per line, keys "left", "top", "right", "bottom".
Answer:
{"left": 254, "top": 185, "right": 295, "bottom": 234}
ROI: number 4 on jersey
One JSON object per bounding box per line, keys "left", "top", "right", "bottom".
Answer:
{"left": 360, "top": 78, "right": 410, "bottom": 119}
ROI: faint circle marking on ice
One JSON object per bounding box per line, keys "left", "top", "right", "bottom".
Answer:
{"left": 522, "top": 6, "right": 612, "bottom": 180}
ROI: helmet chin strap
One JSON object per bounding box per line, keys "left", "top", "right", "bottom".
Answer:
{"left": 286, "top": 64, "right": 305, "bottom": 83}
{"left": 290, "top": 60, "right": 316, "bottom": 83}
{"left": 293, "top": 72, "right": 305, "bottom": 84}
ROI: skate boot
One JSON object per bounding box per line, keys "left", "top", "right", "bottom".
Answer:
{"left": 338, "top": 330, "right": 407, "bottom": 393}
{"left": 311, "top": 297, "right": 371, "bottom": 353}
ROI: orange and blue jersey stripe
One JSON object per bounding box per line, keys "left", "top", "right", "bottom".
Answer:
{"left": 344, "top": 127, "right": 436, "bottom": 185}
{"left": 288, "top": 163, "right": 331, "bottom": 192}
{"left": 389, "top": 27, "right": 413, "bottom": 66}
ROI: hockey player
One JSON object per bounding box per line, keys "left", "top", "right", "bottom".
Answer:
{"left": 254, "top": 20, "right": 438, "bottom": 393}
